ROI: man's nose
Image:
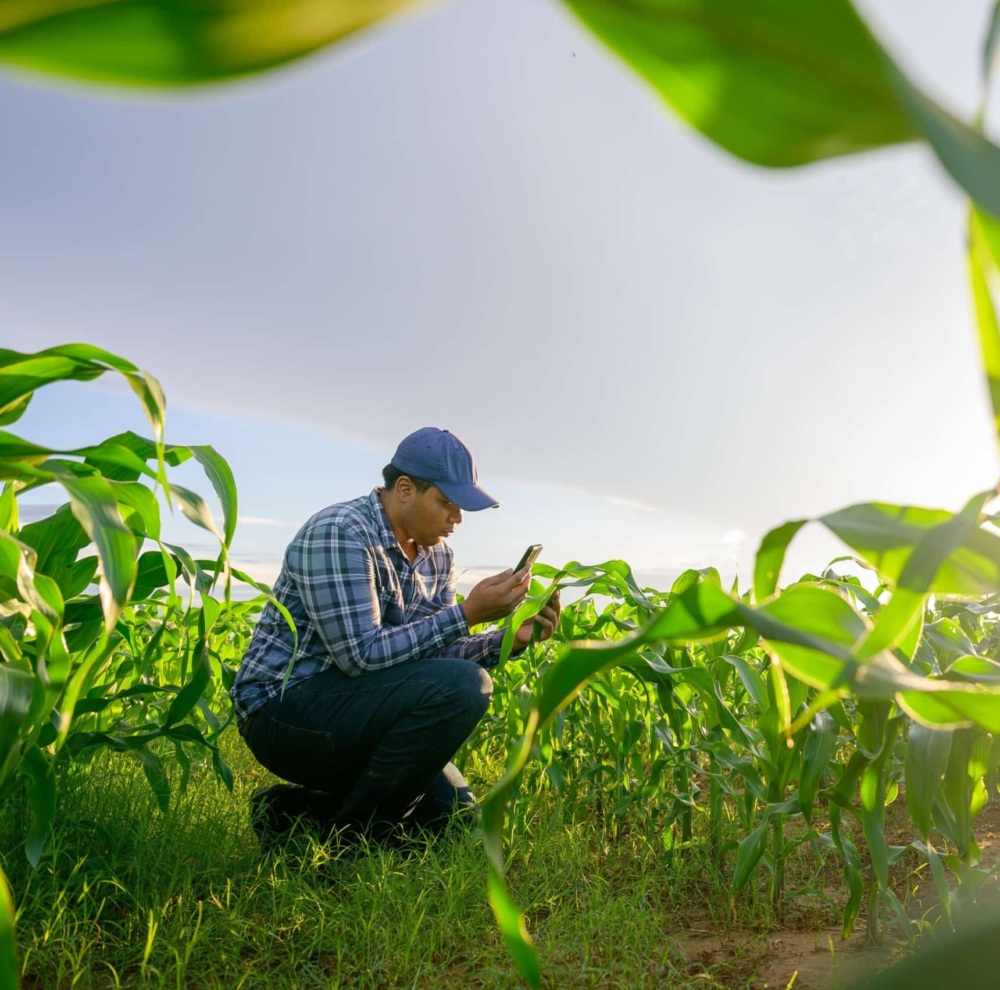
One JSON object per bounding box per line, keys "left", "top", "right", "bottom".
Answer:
{"left": 451, "top": 508, "right": 463, "bottom": 525}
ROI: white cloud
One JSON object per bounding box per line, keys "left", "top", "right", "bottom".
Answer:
{"left": 238, "top": 516, "right": 291, "bottom": 527}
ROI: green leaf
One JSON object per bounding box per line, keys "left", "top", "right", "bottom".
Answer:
{"left": 0, "top": 352, "right": 99, "bottom": 422}
{"left": 113, "top": 482, "right": 162, "bottom": 541}
{"left": 905, "top": 725, "right": 952, "bottom": 841}
{"left": 51, "top": 467, "right": 136, "bottom": 628}
{"left": 0, "top": 664, "right": 33, "bottom": 780}
{"left": 487, "top": 872, "right": 540, "bottom": 990}
{"left": 562, "top": 0, "right": 916, "bottom": 167}
{"left": 856, "top": 491, "right": 994, "bottom": 659}
{"left": 732, "top": 821, "right": 769, "bottom": 890}
{"left": 561, "top": 0, "right": 1000, "bottom": 216}
{"left": 947, "top": 653, "right": 1000, "bottom": 683}
{"left": 169, "top": 484, "right": 223, "bottom": 542}
{"left": 0, "top": 863, "right": 17, "bottom": 990}
{"left": 799, "top": 711, "right": 837, "bottom": 822}
{"left": 22, "top": 745, "right": 56, "bottom": 867}
{"left": 721, "top": 654, "right": 769, "bottom": 711}
{"left": 17, "top": 502, "right": 88, "bottom": 575}
{"left": 970, "top": 209, "right": 1000, "bottom": 455}
{"left": 0, "top": 529, "right": 64, "bottom": 622}
{"left": 882, "top": 59, "right": 1000, "bottom": 218}
{"left": 0, "top": 0, "right": 425, "bottom": 87}
{"left": 189, "top": 445, "right": 238, "bottom": 549}
{"left": 163, "top": 618, "right": 212, "bottom": 727}
{"left": 134, "top": 744, "right": 171, "bottom": 813}
{"left": 857, "top": 904, "right": 1000, "bottom": 989}
{"left": 898, "top": 686, "right": 1000, "bottom": 734}
{"left": 211, "top": 747, "right": 234, "bottom": 792}
{"left": 754, "top": 584, "right": 865, "bottom": 690}
{"left": 481, "top": 711, "right": 542, "bottom": 988}
{"left": 859, "top": 715, "right": 898, "bottom": 890}
{"left": 820, "top": 498, "right": 1000, "bottom": 596}
{"left": 0, "top": 484, "right": 15, "bottom": 531}
{"left": 754, "top": 519, "right": 807, "bottom": 602}
{"left": 987, "top": 2, "right": 1000, "bottom": 84}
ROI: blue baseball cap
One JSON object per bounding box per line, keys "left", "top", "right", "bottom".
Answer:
{"left": 390, "top": 428, "right": 499, "bottom": 511}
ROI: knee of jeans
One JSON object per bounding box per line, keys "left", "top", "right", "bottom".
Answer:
{"left": 453, "top": 662, "right": 493, "bottom": 718}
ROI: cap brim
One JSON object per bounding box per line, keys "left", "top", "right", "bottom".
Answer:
{"left": 435, "top": 481, "right": 499, "bottom": 511}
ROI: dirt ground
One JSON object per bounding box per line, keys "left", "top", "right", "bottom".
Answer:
{"left": 678, "top": 803, "right": 1000, "bottom": 990}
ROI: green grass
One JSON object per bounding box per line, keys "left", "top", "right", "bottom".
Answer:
{"left": 0, "top": 732, "right": 854, "bottom": 990}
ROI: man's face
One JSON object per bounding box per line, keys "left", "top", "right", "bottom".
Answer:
{"left": 408, "top": 485, "right": 463, "bottom": 547}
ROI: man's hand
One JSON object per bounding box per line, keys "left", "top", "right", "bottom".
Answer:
{"left": 462, "top": 566, "right": 532, "bottom": 627}
{"left": 513, "top": 590, "right": 561, "bottom": 650}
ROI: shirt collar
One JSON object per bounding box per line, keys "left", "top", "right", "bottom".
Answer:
{"left": 368, "top": 488, "right": 400, "bottom": 550}
{"left": 368, "top": 487, "right": 433, "bottom": 562}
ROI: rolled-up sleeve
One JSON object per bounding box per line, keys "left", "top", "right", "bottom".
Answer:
{"left": 289, "top": 519, "right": 468, "bottom": 676}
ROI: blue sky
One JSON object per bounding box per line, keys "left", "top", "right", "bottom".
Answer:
{"left": 3, "top": 0, "right": 999, "bottom": 594}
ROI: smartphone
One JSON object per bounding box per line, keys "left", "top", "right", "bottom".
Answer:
{"left": 514, "top": 544, "right": 543, "bottom": 574}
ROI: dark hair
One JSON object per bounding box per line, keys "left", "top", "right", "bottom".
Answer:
{"left": 382, "top": 463, "right": 432, "bottom": 493}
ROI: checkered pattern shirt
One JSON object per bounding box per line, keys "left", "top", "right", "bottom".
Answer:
{"left": 230, "top": 489, "right": 505, "bottom": 725}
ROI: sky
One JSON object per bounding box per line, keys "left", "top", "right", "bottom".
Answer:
{"left": 2, "top": 0, "right": 999, "bottom": 595}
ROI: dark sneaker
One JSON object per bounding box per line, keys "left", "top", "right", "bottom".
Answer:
{"left": 249, "top": 784, "right": 318, "bottom": 852}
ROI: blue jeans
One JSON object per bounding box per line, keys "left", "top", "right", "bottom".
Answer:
{"left": 242, "top": 658, "right": 493, "bottom": 838}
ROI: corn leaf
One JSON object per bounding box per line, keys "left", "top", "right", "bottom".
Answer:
{"left": 754, "top": 519, "right": 807, "bottom": 602}
{"left": 905, "top": 725, "right": 952, "bottom": 841}
{"left": 0, "top": 665, "right": 33, "bottom": 779}
{"left": 988, "top": 2, "right": 1000, "bottom": 82}
{"left": 189, "top": 445, "right": 238, "bottom": 549}
{"left": 856, "top": 491, "right": 995, "bottom": 660}
{"left": 563, "top": 0, "right": 1000, "bottom": 217}
{"left": 0, "top": 863, "right": 16, "bottom": 990}
{"left": 562, "top": 0, "right": 915, "bottom": 167}
{"left": 860, "top": 896, "right": 1000, "bottom": 988}
{"left": 970, "top": 209, "right": 1000, "bottom": 455}
{"left": 732, "top": 820, "right": 769, "bottom": 891}
{"left": 22, "top": 745, "right": 56, "bottom": 867}
{"left": 882, "top": 59, "right": 1000, "bottom": 217}
{"left": 820, "top": 498, "right": 1000, "bottom": 596}
{"left": 134, "top": 743, "right": 171, "bottom": 813}
{"left": 0, "top": 0, "right": 425, "bottom": 86}
{"left": 51, "top": 468, "right": 136, "bottom": 628}
{"left": 798, "top": 711, "right": 837, "bottom": 822}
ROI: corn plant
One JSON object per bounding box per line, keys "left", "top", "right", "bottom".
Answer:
{"left": 3, "top": 3, "right": 1000, "bottom": 990}
{"left": 0, "top": 345, "right": 273, "bottom": 990}
{"left": 481, "top": 507, "right": 1000, "bottom": 985}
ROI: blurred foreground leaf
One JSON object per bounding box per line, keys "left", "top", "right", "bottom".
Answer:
{"left": 0, "top": 0, "right": 426, "bottom": 86}
{"left": 0, "top": 864, "right": 15, "bottom": 990}
{"left": 970, "top": 208, "right": 1000, "bottom": 452}
{"left": 563, "top": 0, "right": 915, "bottom": 166}
{"left": 563, "top": 0, "right": 1000, "bottom": 215}
{"left": 856, "top": 905, "right": 1000, "bottom": 989}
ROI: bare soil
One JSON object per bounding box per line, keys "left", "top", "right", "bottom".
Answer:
{"left": 677, "top": 803, "right": 1000, "bottom": 990}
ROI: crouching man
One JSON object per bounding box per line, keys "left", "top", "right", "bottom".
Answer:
{"left": 230, "top": 427, "right": 560, "bottom": 849}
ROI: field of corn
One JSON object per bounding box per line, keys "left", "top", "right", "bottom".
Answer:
{"left": 1, "top": 345, "right": 1000, "bottom": 990}
{"left": 3, "top": 0, "right": 1000, "bottom": 988}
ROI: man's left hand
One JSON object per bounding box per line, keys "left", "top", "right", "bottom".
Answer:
{"left": 513, "top": 590, "right": 561, "bottom": 650}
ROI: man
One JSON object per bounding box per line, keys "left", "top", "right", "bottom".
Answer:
{"left": 230, "top": 427, "right": 560, "bottom": 848}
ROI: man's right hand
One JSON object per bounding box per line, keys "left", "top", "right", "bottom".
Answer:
{"left": 461, "top": 567, "right": 532, "bottom": 627}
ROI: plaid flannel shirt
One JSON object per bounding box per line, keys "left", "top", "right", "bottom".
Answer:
{"left": 230, "top": 489, "right": 505, "bottom": 725}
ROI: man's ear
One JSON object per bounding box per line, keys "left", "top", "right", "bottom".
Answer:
{"left": 394, "top": 475, "right": 414, "bottom": 501}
